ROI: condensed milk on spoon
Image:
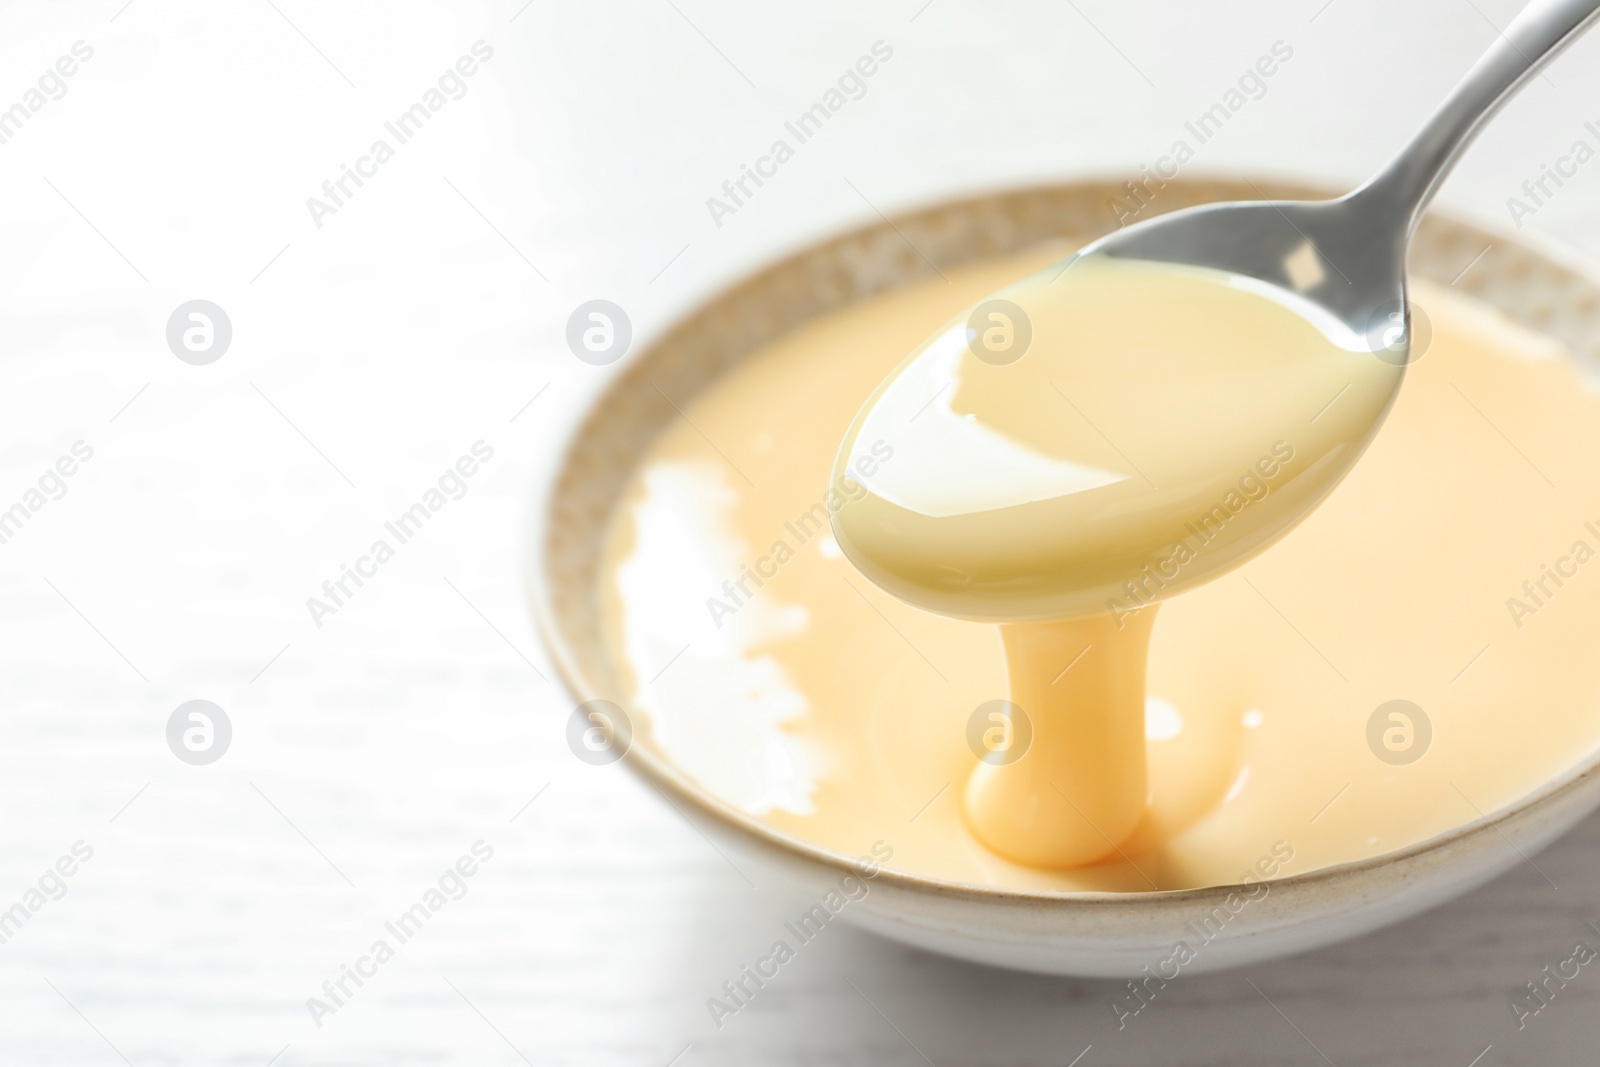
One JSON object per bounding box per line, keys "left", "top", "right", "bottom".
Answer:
{"left": 831, "top": 255, "right": 1403, "bottom": 866}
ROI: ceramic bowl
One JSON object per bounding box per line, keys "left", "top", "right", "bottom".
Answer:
{"left": 527, "top": 177, "right": 1600, "bottom": 976}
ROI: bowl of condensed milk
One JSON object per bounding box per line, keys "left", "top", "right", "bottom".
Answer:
{"left": 529, "top": 176, "right": 1600, "bottom": 976}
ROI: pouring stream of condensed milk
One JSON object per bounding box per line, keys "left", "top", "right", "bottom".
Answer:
{"left": 831, "top": 0, "right": 1600, "bottom": 867}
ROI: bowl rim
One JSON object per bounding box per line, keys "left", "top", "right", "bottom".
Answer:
{"left": 525, "top": 173, "right": 1600, "bottom": 909}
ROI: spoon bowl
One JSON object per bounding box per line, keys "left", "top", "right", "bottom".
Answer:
{"left": 827, "top": 249, "right": 1405, "bottom": 621}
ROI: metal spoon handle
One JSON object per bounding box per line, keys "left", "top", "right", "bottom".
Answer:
{"left": 1354, "top": 0, "right": 1600, "bottom": 234}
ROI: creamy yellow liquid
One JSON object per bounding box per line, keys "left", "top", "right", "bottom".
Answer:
{"left": 599, "top": 246, "right": 1600, "bottom": 892}
{"left": 962, "top": 612, "right": 1158, "bottom": 867}
{"left": 829, "top": 255, "right": 1403, "bottom": 622}
{"left": 830, "top": 255, "right": 1404, "bottom": 866}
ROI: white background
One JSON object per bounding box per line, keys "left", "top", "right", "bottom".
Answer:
{"left": 2, "top": 0, "right": 1600, "bottom": 1063}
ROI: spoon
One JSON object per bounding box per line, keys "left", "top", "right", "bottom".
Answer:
{"left": 827, "top": 0, "right": 1600, "bottom": 870}
{"left": 831, "top": 0, "right": 1600, "bottom": 625}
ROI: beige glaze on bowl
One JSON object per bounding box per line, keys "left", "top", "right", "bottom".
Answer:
{"left": 528, "top": 177, "right": 1600, "bottom": 976}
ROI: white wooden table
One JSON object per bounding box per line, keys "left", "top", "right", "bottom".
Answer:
{"left": 2, "top": 0, "right": 1598, "bottom": 1062}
